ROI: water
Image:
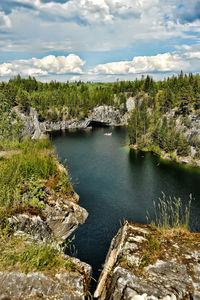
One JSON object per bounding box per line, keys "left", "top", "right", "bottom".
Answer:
{"left": 51, "top": 127, "right": 200, "bottom": 282}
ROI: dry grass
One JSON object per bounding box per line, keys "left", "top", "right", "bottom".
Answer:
{"left": 147, "top": 192, "right": 192, "bottom": 232}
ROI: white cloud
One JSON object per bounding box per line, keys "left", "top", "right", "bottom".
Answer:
{"left": 90, "top": 52, "right": 190, "bottom": 75}
{"left": 181, "top": 44, "right": 200, "bottom": 59}
{"left": 0, "top": 0, "right": 199, "bottom": 55}
{"left": 0, "top": 11, "right": 11, "bottom": 29}
{"left": 70, "top": 75, "right": 81, "bottom": 81}
{"left": 14, "top": 0, "right": 159, "bottom": 24}
{"left": 0, "top": 0, "right": 200, "bottom": 82}
{"left": 0, "top": 54, "right": 85, "bottom": 77}
{"left": 32, "top": 54, "right": 85, "bottom": 74}
{"left": 0, "top": 63, "right": 13, "bottom": 76}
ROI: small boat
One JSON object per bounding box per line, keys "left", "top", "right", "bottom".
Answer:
{"left": 86, "top": 126, "right": 92, "bottom": 130}
{"left": 104, "top": 132, "right": 112, "bottom": 136}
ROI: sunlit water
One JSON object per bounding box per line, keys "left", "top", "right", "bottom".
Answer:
{"left": 51, "top": 127, "right": 200, "bottom": 282}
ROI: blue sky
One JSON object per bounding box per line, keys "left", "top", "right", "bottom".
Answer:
{"left": 0, "top": 0, "right": 200, "bottom": 81}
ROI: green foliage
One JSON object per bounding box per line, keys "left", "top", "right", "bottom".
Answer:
{"left": 64, "top": 259, "right": 78, "bottom": 272}
{"left": 176, "top": 135, "right": 190, "bottom": 156}
{"left": 0, "top": 139, "right": 57, "bottom": 210}
{"left": 56, "top": 171, "right": 72, "bottom": 194}
{"left": 16, "top": 176, "right": 46, "bottom": 210}
{"left": 16, "top": 89, "right": 30, "bottom": 112}
{"left": 128, "top": 91, "right": 194, "bottom": 158}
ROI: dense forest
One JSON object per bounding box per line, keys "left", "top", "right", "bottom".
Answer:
{"left": 127, "top": 72, "right": 200, "bottom": 160}
{"left": 0, "top": 72, "right": 199, "bottom": 158}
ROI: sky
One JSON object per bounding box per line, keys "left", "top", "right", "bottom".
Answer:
{"left": 0, "top": 0, "right": 200, "bottom": 82}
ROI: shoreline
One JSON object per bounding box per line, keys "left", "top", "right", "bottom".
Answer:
{"left": 129, "top": 144, "right": 200, "bottom": 169}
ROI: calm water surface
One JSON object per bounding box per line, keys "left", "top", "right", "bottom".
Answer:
{"left": 51, "top": 127, "right": 200, "bottom": 281}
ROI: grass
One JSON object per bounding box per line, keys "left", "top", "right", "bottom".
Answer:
{"left": 0, "top": 228, "right": 78, "bottom": 273}
{"left": 147, "top": 192, "right": 192, "bottom": 231}
{"left": 0, "top": 138, "right": 57, "bottom": 210}
{"left": 0, "top": 136, "right": 77, "bottom": 274}
{"left": 117, "top": 194, "right": 193, "bottom": 273}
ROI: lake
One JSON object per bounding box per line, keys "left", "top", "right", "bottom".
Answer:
{"left": 51, "top": 126, "right": 200, "bottom": 282}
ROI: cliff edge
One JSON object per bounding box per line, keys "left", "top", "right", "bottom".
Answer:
{"left": 95, "top": 222, "right": 200, "bottom": 300}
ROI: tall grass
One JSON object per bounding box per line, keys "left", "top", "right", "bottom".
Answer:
{"left": 0, "top": 138, "right": 57, "bottom": 210}
{"left": 0, "top": 233, "right": 78, "bottom": 273}
{"left": 147, "top": 192, "right": 192, "bottom": 230}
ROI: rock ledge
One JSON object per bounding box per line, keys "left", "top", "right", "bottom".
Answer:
{"left": 95, "top": 222, "right": 200, "bottom": 300}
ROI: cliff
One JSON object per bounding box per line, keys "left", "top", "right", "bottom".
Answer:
{"left": 14, "top": 101, "right": 200, "bottom": 168}
{"left": 95, "top": 222, "right": 200, "bottom": 300}
{"left": 13, "top": 105, "right": 127, "bottom": 139}
{"left": 0, "top": 154, "right": 91, "bottom": 299}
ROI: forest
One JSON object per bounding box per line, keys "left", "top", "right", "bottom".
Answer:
{"left": 0, "top": 72, "right": 199, "bottom": 158}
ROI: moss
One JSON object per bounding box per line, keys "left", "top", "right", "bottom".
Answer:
{"left": 117, "top": 222, "right": 200, "bottom": 279}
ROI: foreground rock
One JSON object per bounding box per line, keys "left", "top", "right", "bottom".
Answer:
{"left": 3, "top": 161, "right": 91, "bottom": 299}
{"left": 95, "top": 222, "right": 200, "bottom": 300}
{"left": 0, "top": 256, "right": 91, "bottom": 300}
{"left": 8, "top": 181, "right": 88, "bottom": 243}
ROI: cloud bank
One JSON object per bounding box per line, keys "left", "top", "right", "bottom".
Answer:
{"left": 1, "top": 45, "right": 200, "bottom": 81}
{"left": 0, "top": 0, "right": 200, "bottom": 81}
{"left": 0, "top": 54, "right": 85, "bottom": 77}
{"left": 90, "top": 53, "right": 189, "bottom": 75}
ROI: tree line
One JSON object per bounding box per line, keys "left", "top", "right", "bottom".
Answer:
{"left": 0, "top": 72, "right": 199, "bottom": 156}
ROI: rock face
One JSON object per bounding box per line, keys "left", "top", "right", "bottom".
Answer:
{"left": 15, "top": 105, "right": 126, "bottom": 138}
{"left": 13, "top": 107, "right": 46, "bottom": 139}
{"left": 0, "top": 259, "right": 91, "bottom": 300}
{"left": 95, "top": 222, "right": 200, "bottom": 300}
{"left": 42, "top": 105, "right": 124, "bottom": 134}
{"left": 44, "top": 190, "right": 88, "bottom": 242}
{"left": 5, "top": 163, "right": 90, "bottom": 300}
{"left": 9, "top": 178, "right": 88, "bottom": 243}
{"left": 187, "top": 113, "right": 200, "bottom": 140}
{"left": 126, "top": 97, "right": 136, "bottom": 112}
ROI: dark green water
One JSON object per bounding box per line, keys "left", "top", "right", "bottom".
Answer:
{"left": 51, "top": 127, "right": 200, "bottom": 281}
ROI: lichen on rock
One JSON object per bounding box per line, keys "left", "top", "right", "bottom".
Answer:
{"left": 95, "top": 222, "right": 200, "bottom": 300}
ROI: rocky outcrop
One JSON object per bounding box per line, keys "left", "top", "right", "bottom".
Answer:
{"left": 4, "top": 162, "right": 91, "bottom": 300}
{"left": 0, "top": 257, "right": 91, "bottom": 300}
{"left": 9, "top": 173, "right": 88, "bottom": 243}
{"left": 14, "top": 105, "right": 127, "bottom": 138}
{"left": 13, "top": 107, "right": 46, "bottom": 139}
{"left": 186, "top": 113, "right": 200, "bottom": 140}
{"left": 95, "top": 222, "right": 200, "bottom": 300}
{"left": 42, "top": 105, "right": 125, "bottom": 133}
{"left": 44, "top": 189, "right": 88, "bottom": 242}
